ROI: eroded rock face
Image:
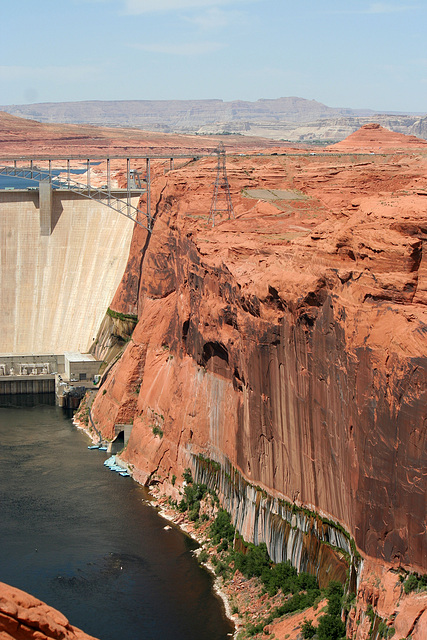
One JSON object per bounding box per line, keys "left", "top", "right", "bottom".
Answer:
{"left": 347, "top": 559, "right": 427, "bottom": 640}
{"left": 88, "top": 125, "right": 426, "bottom": 635}
{"left": 0, "top": 582, "right": 98, "bottom": 640}
{"left": 93, "top": 131, "right": 426, "bottom": 572}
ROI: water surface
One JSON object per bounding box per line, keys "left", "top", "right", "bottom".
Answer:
{"left": 0, "top": 400, "right": 233, "bottom": 640}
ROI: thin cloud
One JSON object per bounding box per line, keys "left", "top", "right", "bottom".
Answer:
{"left": 123, "top": 0, "right": 256, "bottom": 13}
{"left": 325, "top": 2, "right": 419, "bottom": 14}
{"left": 0, "top": 65, "right": 99, "bottom": 81}
{"left": 186, "top": 7, "right": 241, "bottom": 28}
{"left": 366, "top": 2, "right": 417, "bottom": 13}
{"left": 132, "top": 41, "right": 224, "bottom": 54}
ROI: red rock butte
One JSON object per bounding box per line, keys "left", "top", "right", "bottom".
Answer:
{"left": 330, "top": 122, "right": 427, "bottom": 150}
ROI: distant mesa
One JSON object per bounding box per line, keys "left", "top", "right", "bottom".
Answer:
{"left": 330, "top": 122, "right": 427, "bottom": 150}
{"left": 1, "top": 97, "right": 426, "bottom": 144}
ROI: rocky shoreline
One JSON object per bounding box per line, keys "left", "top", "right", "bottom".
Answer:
{"left": 73, "top": 414, "right": 241, "bottom": 636}
{"left": 151, "top": 495, "right": 241, "bottom": 638}
{"left": 73, "top": 414, "right": 333, "bottom": 640}
{"left": 73, "top": 412, "right": 427, "bottom": 640}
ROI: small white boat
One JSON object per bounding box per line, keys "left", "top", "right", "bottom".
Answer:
{"left": 88, "top": 445, "right": 100, "bottom": 450}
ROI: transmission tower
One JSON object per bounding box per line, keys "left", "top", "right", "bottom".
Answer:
{"left": 208, "top": 142, "right": 235, "bottom": 227}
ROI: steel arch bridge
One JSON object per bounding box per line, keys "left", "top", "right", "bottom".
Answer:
{"left": 0, "top": 154, "right": 205, "bottom": 232}
{"left": 0, "top": 160, "right": 152, "bottom": 232}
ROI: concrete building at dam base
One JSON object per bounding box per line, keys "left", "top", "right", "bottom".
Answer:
{"left": 0, "top": 352, "right": 103, "bottom": 408}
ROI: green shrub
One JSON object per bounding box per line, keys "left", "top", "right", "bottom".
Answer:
{"left": 366, "top": 604, "right": 375, "bottom": 625}
{"left": 234, "top": 542, "right": 270, "bottom": 578}
{"left": 378, "top": 620, "right": 394, "bottom": 638}
{"left": 171, "top": 474, "right": 176, "bottom": 486}
{"left": 183, "top": 468, "right": 193, "bottom": 484}
{"left": 198, "top": 550, "right": 208, "bottom": 563}
{"left": 177, "top": 481, "right": 208, "bottom": 520}
{"left": 215, "top": 561, "right": 228, "bottom": 577}
{"left": 189, "top": 504, "right": 200, "bottom": 522}
{"left": 218, "top": 538, "right": 229, "bottom": 552}
{"left": 316, "top": 613, "right": 346, "bottom": 640}
{"left": 263, "top": 559, "right": 295, "bottom": 595}
{"left": 343, "top": 591, "right": 356, "bottom": 615}
{"left": 404, "top": 576, "right": 417, "bottom": 594}
{"left": 404, "top": 573, "right": 421, "bottom": 594}
{"left": 152, "top": 425, "right": 163, "bottom": 438}
{"left": 210, "top": 510, "right": 235, "bottom": 545}
{"left": 106, "top": 307, "right": 138, "bottom": 323}
{"left": 301, "top": 619, "right": 316, "bottom": 639}
{"left": 326, "top": 581, "right": 344, "bottom": 616}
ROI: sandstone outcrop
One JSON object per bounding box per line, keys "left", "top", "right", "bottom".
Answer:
{"left": 87, "top": 124, "right": 427, "bottom": 637}
{"left": 93, "top": 125, "right": 426, "bottom": 563}
{"left": 347, "top": 559, "right": 427, "bottom": 640}
{"left": 330, "top": 122, "right": 427, "bottom": 150}
{"left": 0, "top": 582, "right": 98, "bottom": 640}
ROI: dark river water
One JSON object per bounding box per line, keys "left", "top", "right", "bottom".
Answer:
{"left": 0, "top": 398, "right": 233, "bottom": 640}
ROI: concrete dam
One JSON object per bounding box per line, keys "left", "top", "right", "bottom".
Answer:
{"left": 0, "top": 188, "right": 136, "bottom": 354}
{"left": 0, "top": 186, "right": 136, "bottom": 398}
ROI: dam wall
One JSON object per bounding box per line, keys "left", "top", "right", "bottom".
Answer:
{"left": 0, "top": 190, "right": 136, "bottom": 355}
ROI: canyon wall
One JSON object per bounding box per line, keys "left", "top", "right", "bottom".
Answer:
{"left": 90, "top": 142, "right": 426, "bottom": 582}
{"left": 0, "top": 190, "right": 135, "bottom": 355}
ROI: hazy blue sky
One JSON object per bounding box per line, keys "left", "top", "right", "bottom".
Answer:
{"left": 1, "top": 0, "right": 425, "bottom": 112}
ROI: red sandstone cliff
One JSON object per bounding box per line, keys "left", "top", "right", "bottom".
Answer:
{"left": 88, "top": 125, "right": 426, "bottom": 637}
{"left": 0, "top": 582, "right": 98, "bottom": 640}
{"left": 95, "top": 130, "right": 427, "bottom": 568}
